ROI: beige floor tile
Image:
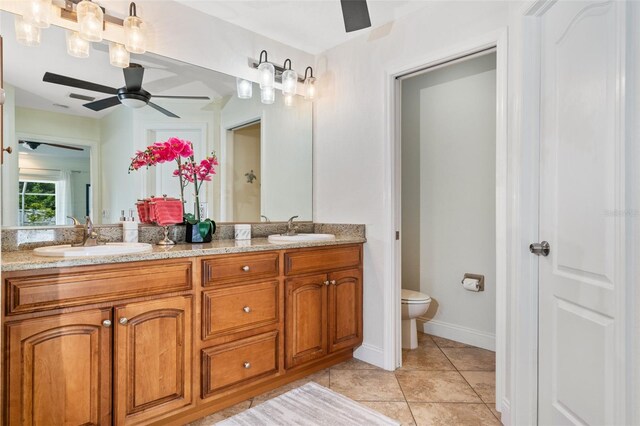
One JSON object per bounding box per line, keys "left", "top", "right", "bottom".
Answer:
{"left": 331, "top": 357, "right": 381, "bottom": 370}
{"left": 252, "top": 369, "right": 330, "bottom": 405}
{"left": 430, "top": 335, "right": 473, "bottom": 349}
{"left": 409, "top": 402, "right": 501, "bottom": 426}
{"left": 417, "top": 332, "right": 439, "bottom": 348}
{"left": 400, "top": 347, "right": 455, "bottom": 371}
{"left": 441, "top": 348, "right": 495, "bottom": 371}
{"left": 460, "top": 371, "right": 496, "bottom": 403}
{"left": 396, "top": 370, "right": 481, "bottom": 403}
{"left": 488, "top": 405, "right": 502, "bottom": 421}
{"left": 359, "top": 401, "right": 416, "bottom": 426}
{"left": 187, "top": 400, "right": 251, "bottom": 425}
{"left": 330, "top": 369, "right": 405, "bottom": 402}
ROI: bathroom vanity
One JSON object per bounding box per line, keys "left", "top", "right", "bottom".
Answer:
{"left": 1, "top": 239, "right": 364, "bottom": 425}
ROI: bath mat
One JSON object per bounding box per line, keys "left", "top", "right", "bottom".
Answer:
{"left": 215, "top": 382, "right": 400, "bottom": 426}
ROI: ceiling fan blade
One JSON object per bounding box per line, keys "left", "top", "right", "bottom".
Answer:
{"left": 340, "top": 0, "right": 371, "bottom": 33}
{"left": 83, "top": 96, "right": 122, "bottom": 111}
{"left": 148, "top": 102, "right": 180, "bottom": 118}
{"left": 152, "top": 95, "right": 211, "bottom": 100}
{"left": 41, "top": 142, "right": 84, "bottom": 151}
{"left": 123, "top": 64, "right": 145, "bottom": 91}
{"left": 43, "top": 72, "right": 118, "bottom": 95}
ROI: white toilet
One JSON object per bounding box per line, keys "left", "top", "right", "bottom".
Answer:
{"left": 401, "top": 289, "right": 432, "bottom": 350}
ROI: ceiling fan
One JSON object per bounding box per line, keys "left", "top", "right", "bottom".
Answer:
{"left": 19, "top": 140, "right": 84, "bottom": 151}
{"left": 340, "top": 0, "right": 371, "bottom": 33}
{"left": 42, "top": 64, "right": 211, "bottom": 119}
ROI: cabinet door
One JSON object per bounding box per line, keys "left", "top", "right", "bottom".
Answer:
{"left": 6, "top": 309, "right": 112, "bottom": 426}
{"left": 114, "top": 295, "right": 193, "bottom": 425}
{"left": 328, "top": 269, "right": 363, "bottom": 353}
{"left": 285, "top": 274, "right": 328, "bottom": 369}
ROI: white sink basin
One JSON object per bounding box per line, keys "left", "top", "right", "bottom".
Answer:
{"left": 267, "top": 233, "right": 336, "bottom": 244}
{"left": 33, "top": 242, "right": 153, "bottom": 258}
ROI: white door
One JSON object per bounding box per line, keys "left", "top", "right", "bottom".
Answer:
{"left": 537, "top": 1, "right": 628, "bottom": 425}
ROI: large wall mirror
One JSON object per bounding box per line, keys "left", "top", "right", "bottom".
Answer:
{"left": 1, "top": 11, "right": 312, "bottom": 227}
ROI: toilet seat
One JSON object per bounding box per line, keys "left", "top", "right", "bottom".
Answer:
{"left": 401, "top": 289, "right": 431, "bottom": 304}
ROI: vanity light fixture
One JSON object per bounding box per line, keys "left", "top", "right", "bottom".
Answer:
{"left": 24, "top": 0, "right": 52, "bottom": 29}
{"left": 284, "top": 94, "right": 294, "bottom": 107}
{"left": 303, "top": 67, "right": 316, "bottom": 101}
{"left": 15, "top": 15, "right": 41, "bottom": 47}
{"left": 281, "top": 59, "right": 297, "bottom": 97}
{"left": 124, "top": 2, "right": 146, "bottom": 54}
{"left": 261, "top": 86, "right": 275, "bottom": 105}
{"left": 236, "top": 78, "right": 253, "bottom": 99}
{"left": 76, "top": 0, "right": 104, "bottom": 42}
{"left": 66, "top": 30, "right": 90, "bottom": 58}
{"left": 109, "top": 42, "right": 130, "bottom": 68}
{"left": 258, "top": 50, "right": 275, "bottom": 90}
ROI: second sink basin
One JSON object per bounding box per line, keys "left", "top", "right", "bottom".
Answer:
{"left": 33, "top": 242, "right": 153, "bottom": 258}
{"left": 267, "top": 233, "right": 336, "bottom": 244}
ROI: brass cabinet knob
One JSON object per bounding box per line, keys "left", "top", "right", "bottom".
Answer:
{"left": 243, "top": 306, "right": 251, "bottom": 313}
{"left": 324, "top": 280, "right": 330, "bottom": 286}
{"left": 242, "top": 265, "right": 250, "bottom": 272}
{"left": 102, "top": 319, "right": 112, "bottom": 328}
{"left": 330, "top": 280, "right": 337, "bottom": 285}
{"left": 243, "top": 362, "right": 251, "bottom": 369}
{"left": 119, "top": 317, "right": 128, "bottom": 325}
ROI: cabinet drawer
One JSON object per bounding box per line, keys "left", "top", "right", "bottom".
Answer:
{"left": 202, "top": 281, "right": 278, "bottom": 339}
{"left": 203, "top": 252, "right": 279, "bottom": 285}
{"left": 285, "top": 245, "right": 361, "bottom": 276}
{"left": 202, "top": 331, "right": 278, "bottom": 397}
{"left": 6, "top": 260, "right": 192, "bottom": 315}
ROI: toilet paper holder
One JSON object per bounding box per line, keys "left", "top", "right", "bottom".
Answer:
{"left": 461, "top": 273, "right": 485, "bottom": 292}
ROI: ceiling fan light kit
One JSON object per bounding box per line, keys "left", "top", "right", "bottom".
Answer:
{"left": 15, "top": 0, "right": 148, "bottom": 67}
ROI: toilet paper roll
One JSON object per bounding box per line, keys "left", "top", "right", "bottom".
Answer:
{"left": 462, "top": 278, "right": 480, "bottom": 292}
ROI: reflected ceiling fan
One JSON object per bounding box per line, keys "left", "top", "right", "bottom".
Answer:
{"left": 340, "top": 0, "right": 371, "bottom": 33}
{"left": 42, "top": 64, "right": 210, "bottom": 119}
{"left": 19, "top": 140, "right": 84, "bottom": 151}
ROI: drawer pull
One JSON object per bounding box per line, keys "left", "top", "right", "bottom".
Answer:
{"left": 243, "top": 306, "right": 251, "bottom": 313}
{"left": 119, "top": 317, "right": 128, "bottom": 325}
{"left": 102, "top": 319, "right": 112, "bottom": 328}
{"left": 330, "top": 280, "right": 337, "bottom": 285}
{"left": 324, "top": 280, "right": 330, "bottom": 286}
{"left": 242, "top": 265, "right": 250, "bottom": 272}
{"left": 243, "top": 361, "right": 251, "bottom": 369}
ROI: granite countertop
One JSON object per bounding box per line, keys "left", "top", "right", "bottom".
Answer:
{"left": 0, "top": 236, "right": 366, "bottom": 272}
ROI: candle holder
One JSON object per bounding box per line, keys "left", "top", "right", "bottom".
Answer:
{"left": 157, "top": 225, "right": 175, "bottom": 246}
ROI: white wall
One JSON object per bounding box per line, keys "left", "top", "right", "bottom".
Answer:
{"left": 313, "top": 0, "right": 508, "bottom": 368}
{"left": 402, "top": 53, "right": 497, "bottom": 346}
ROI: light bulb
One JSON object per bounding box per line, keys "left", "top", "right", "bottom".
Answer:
{"left": 284, "top": 94, "right": 295, "bottom": 107}
{"left": 281, "top": 69, "right": 297, "bottom": 97}
{"left": 24, "top": 0, "right": 51, "bottom": 28}
{"left": 124, "top": 15, "right": 146, "bottom": 54}
{"left": 109, "top": 42, "right": 130, "bottom": 68}
{"left": 15, "top": 15, "right": 41, "bottom": 47}
{"left": 258, "top": 62, "right": 275, "bottom": 89}
{"left": 77, "top": 0, "right": 104, "bottom": 42}
{"left": 304, "top": 76, "right": 316, "bottom": 100}
{"left": 66, "top": 31, "right": 90, "bottom": 58}
{"left": 261, "top": 87, "right": 275, "bottom": 105}
{"left": 236, "top": 78, "right": 253, "bottom": 99}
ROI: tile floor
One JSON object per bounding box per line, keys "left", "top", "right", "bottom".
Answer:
{"left": 189, "top": 332, "right": 500, "bottom": 426}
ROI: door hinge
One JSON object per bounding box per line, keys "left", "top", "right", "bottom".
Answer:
{"left": 395, "top": 231, "right": 400, "bottom": 240}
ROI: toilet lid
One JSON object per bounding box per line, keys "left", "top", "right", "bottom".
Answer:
{"left": 401, "top": 289, "right": 431, "bottom": 303}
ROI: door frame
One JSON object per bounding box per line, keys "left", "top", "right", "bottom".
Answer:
{"left": 383, "top": 27, "right": 509, "bottom": 416}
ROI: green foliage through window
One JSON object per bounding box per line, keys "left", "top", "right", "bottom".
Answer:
{"left": 19, "top": 181, "right": 57, "bottom": 226}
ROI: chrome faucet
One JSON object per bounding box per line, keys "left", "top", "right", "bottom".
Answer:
{"left": 283, "top": 215, "right": 299, "bottom": 236}
{"left": 71, "top": 216, "right": 101, "bottom": 247}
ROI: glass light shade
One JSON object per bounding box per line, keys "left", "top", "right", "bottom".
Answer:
{"left": 304, "top": 76, "right": 317, "bottom": 100}
{"left": 236, "top": 78, "right": 253, "bottom": 99}
{"left": 15, "top": 15, "right": 41, "bottom": 47}
{"left": 284, "top": 94, "right": 295, "bottom": 107}
{"left": 124, "top": 15, "right": 146, "bottom": 54}
{"left": 109, "top": 42, "right": 130, "bottom": 68}
{"left": 77, "top": 0, "right": 104, "bottom": 42}
{"left": 66, "top": 31, "right": 90, "bottom": 58}
{"left": 261, "top": 87, "right": 275, "bottom": 105}
{"left": 258, "top": 62, "right": 275, "bottom": 89}
{"left": 120, "top": 97, "right": 146, "bottom": 108}
{"left": 24, "top": 0, "right": 52, "bottom": 28}
{"left": 281, "top": 69, "right": 297, "bottom": 96}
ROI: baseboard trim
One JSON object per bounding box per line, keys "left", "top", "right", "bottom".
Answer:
{"left": 354, "top": 343, "right": 385, "bottom": 369}
{"left": 419, "top": 318, "right": 496, "bottom": 351}
{"left": 498, "top": 397, "right": 511, "bottom": 425}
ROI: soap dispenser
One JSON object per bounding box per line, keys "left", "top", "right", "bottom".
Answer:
{"left": 122, "top": 209, "right": 139, "bottom": 243}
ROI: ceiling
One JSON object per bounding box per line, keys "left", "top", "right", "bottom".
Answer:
{"left": 1, "top": 12, "right": 236, "bottom": 119}
{"left": 174, "top": 0, "right": 432, "bottom": 55}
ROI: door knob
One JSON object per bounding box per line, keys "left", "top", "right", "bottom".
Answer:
{"left": 119, "top": 317, "right": 129, "bottom": 325}
{"left": 529, "top": 241, "right": 550, "bottom": 256}
{"left": 102, "top": 319, "right": 112, "bottom": 328}
{"left": 3, "top": 146, "right": 12, "bottom": 155}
